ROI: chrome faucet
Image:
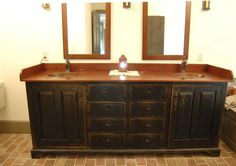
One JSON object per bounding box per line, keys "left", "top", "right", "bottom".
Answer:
{"left": 65, "top": 55, "right": 72, "bottom": 72}
{"left": 180, "top": 59, "right": 187, "bottom": 72}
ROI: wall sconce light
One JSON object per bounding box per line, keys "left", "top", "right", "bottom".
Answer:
{"left": 119, "top": 55, "right": 128, "bottom": 72}
{"left": 123, "top": 2, "right": 131, "bottom": 9}
{"left": 202, "top": 0, "right": 210, "bottom": 11}
{"left": 41, "top": 3, "right": 51, "bottom": 10}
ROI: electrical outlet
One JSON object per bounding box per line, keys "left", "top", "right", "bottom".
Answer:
{"left": 42, "top": 52, "right": 49, "bottom": 62}
{"left": 197, "top": 53, "right": 203, "bottom": 62}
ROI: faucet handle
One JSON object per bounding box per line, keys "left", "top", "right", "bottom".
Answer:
{"left": 181, "top": 59, "right": 187, "bottom": 65}
{"left": 66, "top": 58, "right": 70, "bottom": 64}
{"left": 180, "top": 59, "right": 188, "bottom": 72}
{"left": 65, "top": 57, "right": 71, "bottom": 72}
{"left": 65, "top": 55, "right": 73, "bottom": 61}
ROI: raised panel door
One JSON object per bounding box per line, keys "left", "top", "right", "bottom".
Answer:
{"left": 57, "top": 85, "right": 85, "bottom": 146}
{"left": 28, "top": 84, "right": 61, "bottom": 147}
{"left": 169, "top": 84, "right": 226, "bottom": 148}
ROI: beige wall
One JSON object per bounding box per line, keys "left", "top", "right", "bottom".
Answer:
{"left": 0, "top": 0, "right": 236, "bottom": 121}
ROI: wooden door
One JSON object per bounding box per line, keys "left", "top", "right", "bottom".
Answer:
{"left": 27, "top": 83, "right": 85, "bottom": 147}
{"left": 57, "top": 85, "right": 85, "bottom": 146}
{"left": 191, "top": 86, "right": 223, "bottom": 147}
{"left": 169, "top": 84, "right": 226, "bottom": 148}
{"left": 28, "top": 84, "right": 61, "bottom": 147}
{"left": 169, "top": 87, "right": 195, "bottom": 147}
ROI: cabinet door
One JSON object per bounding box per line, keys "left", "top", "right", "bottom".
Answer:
{"left": 169, "top": 84, "right": 226, "bottom": 148}
{"left": 29, "top": 84, "right": 61, "bottom": 147}
{"left": 27, "top": 83, "right": 85, "bottom": 147}
{"left": 169, "top": 88, "right": 195, "bottom": 147}
{"left": 57, "top": 85, "right": 85, "bottom": 146}
{"left": 191, "top": 86, "right": 224, "bottom": 147}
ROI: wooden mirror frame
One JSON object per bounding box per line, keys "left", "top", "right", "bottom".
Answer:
{"left": 142, "top": 2, "right": 191, "bottom": 60}
{"left": 61, "top": 3, "right": 111, "bottom": 59}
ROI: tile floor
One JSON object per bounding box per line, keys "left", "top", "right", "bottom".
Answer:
{"left": 0, "top": 134, "right": 236, "bottom": 166}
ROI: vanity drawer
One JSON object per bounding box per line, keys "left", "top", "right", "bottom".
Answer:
{"left": 130, "top": 102, "right": 166, "bottom": 117}
{"left": 128, "top": 134, "right": 164, "bottom": 148}
{"left": 129, "top": 119, "right": 165, "bottom": 133}
{"left": 89, "top": 85, "right": 126, "bottom": 101}
{"left": 88, "top": 102, "right": 126, "bottom": 117}
{"left": 89, "top": 134, "right": 125, "bottom": 148}
{"left": 130, "top": 85, "right": 168, "bottom": 100}
{"left": 88, "top": 119, "right": 125, "bottom": 132}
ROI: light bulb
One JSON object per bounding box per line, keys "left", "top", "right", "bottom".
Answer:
{"left": 120, "top": 62, "right": 127, "bottom": 69}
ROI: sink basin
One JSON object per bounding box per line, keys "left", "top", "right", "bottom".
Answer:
{"left": 47, "top": 72, "right": 80, "bottom": 77}
{"left": 172, "top": 72, "right": 205, "bottom": 79}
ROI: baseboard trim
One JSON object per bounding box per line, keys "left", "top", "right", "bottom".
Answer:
{"left": 0, "top": 120, "right": 30, "bottom": 133}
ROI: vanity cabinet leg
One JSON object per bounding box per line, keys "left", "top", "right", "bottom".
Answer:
{"left": 207, "top": 149, "right": 220, "bottom": 157}
{"left": 31, "top": 151, "right": 44, "bottom": 159}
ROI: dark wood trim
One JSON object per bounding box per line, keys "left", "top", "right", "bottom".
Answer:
{"left": 142, "top": 2, "right": 148, "bottom": 60}
{"left": 206, "top": 65, "right": 234, "bottom": 80}
{"left": 19, "top": 64, "right": 44, "bottom": 81}
{"left": 0, "top": 120, "right": 30, "bottom": 133}
{"left": 183, "top": 2, "right": 191, "bottom": 60}
{"left": 105, "top": 3, "right": 111, "bottom": 58}
{"left": 61, "top": 4, "right": 68, "bottom": 59}
{"left": 61, "top": 3, "right": 111, "bottom": 60}
{"left": 142, "top": 2, "right": 191, "bottom": 60}
{"left": 31, "top": 147, "right": 220, "bottom": 158}
{"left": 63, "top": 54, "right": 111, "bottom": 60}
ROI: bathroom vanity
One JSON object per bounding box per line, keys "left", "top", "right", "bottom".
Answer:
{"left": 20, "top": 63, "right": 233, "bottom": 158}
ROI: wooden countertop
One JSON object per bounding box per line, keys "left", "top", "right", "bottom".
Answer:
{"left": 20, "top": 63, "right": 233, "bottom": 83}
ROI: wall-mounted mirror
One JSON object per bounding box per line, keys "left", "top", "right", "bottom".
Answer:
{"left": 142, "top": 1, "right": 191, "bottom": 60}
{"left": 62, "top": 2, "right": 111, "bottom": 59}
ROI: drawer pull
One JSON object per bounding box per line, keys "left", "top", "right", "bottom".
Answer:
{"left": 146, "top": 107, "right": 151, "bottom": 111}
{"left": 105, "top": 107, "right": 111, "bottom": 111}
{"left": 145, "top": 123, "right": 151, "bottom": 128}
{"left": 147, "top": 90, "right": 152, "bottom": 94}
{"left": 105, "top": 122, "right": 111, "bottom": 127}
{"left": 105, "top": 138, "right": 110, "bottom": 143}
{"left": 145, "top": 138, "right": 150, "bottom": 143}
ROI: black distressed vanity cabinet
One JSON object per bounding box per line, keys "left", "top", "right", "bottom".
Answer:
{"left": 26, "top": 82, "right": 227, "bottom": 158}
{"left": 169, "top": 84, "right": 226, "bottom": 151}
{"left": 26, "top": 83, "right": 85, "bottom": 148}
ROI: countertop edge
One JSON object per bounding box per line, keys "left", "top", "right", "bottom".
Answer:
{"left": 20, "top": 63, "right": 234, "bottom": 82}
